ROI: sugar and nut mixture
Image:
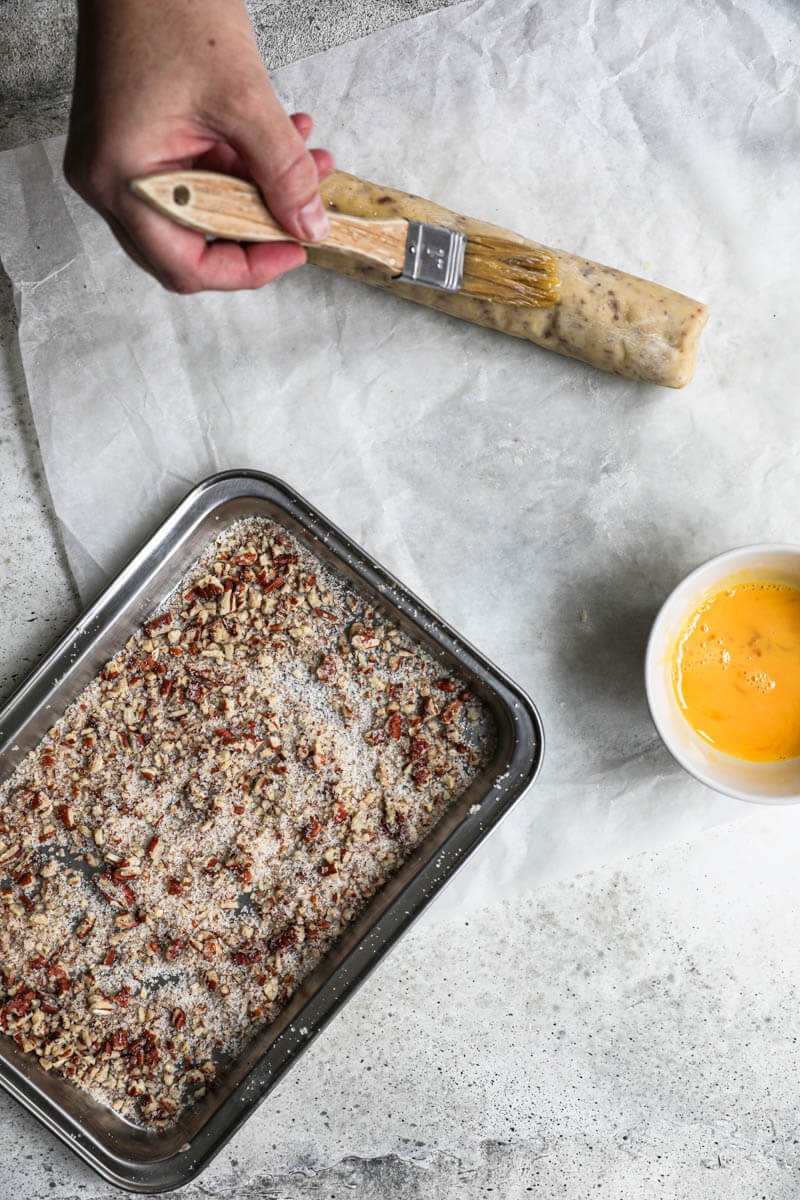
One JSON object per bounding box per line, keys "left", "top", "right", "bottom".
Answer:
{"left": 0, "top": 518, "right": 494, "bottom": 1128}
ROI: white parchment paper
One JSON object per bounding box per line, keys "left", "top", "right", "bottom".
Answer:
{"left": 1, "top": 0, "right": 799, "bottom": 919}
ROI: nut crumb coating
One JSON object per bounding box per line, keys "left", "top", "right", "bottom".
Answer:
{"left": 0, "top": 518, "right": 493, "bottom": 1128}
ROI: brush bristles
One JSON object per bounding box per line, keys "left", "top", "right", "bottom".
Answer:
{"left": 461, "top": 235, "right": 560, "bottom": 307}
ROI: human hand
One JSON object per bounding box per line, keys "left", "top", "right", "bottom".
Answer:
{"left": 64, "top": 0, "right": 334, "bottom": 293}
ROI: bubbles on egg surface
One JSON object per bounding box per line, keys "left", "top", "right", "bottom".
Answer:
{"left": 743, "top": 669, "right": 776, "bottom": 694}
{"left": 685, "top": 638, "right": 731, "bottom": 671}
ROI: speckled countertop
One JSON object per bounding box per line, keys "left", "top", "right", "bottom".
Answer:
{"left": 3, "top": 4, "right": 800, "bottom": 1198}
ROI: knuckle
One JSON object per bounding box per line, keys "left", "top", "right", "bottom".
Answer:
{"left": 63, "top": 133, "right": 112, "bottom": 200}
{"left": 169, "top": 273, "right": 201, "bottom": 296}
{"left": 268, "top": 149, "right": 317, "bottom": 203}
{"left": 80, "top": 159, "right": 113, "bottom": 203}
{"left": 221, "top": 75, "right": 268, "bottom": 125}
{"left": 244, "top": 275, "right": 270, "bottom": 292}
{"left": 62, "top": 153, "right": 95, "bottom": 201}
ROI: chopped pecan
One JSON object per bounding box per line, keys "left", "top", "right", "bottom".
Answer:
{"left": 316, "top": 654, "right": 338, "bottom": 683}
{"left": 95, "top": 874, "right": 135, "bottom": 909}
{"left": 75, "top": 912, "right": 96, "bottom": 940}
{"left": 386, "top": 713, "right": 403, "bottom": 740}
{"left": 440, "top": 700, "right": 463, "bottom": 725}
{"left": 435, "top": 678, "right": 458, "bottom": 692}
{"left": 144, "top": 613, "right": 173, "bottom": 637}
{"left": 409, "top": 737, "right": 429, "bottom": 762}
{"left": 231, "top": 948, "right": 262, "bottom": 965}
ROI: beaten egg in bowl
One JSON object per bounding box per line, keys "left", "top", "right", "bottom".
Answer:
{"left": 646, "top": 546, "right": 800, "bottom": 804}
{"left": 672, "top": 580, "right": 800, "bottom": 763}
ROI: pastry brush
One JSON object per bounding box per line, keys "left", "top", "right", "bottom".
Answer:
{"left": 130, "top": 170, "right": 560, "bottom": 307}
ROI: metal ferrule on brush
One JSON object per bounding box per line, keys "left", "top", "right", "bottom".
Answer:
{"left": 397, "top": 220, "right": 467, "bottom": 292}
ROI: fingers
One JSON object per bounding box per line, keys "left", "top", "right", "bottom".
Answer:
{"left": 76, "top": 128, "right": 332, "bottom": 293}
{"left": 227, "top": 88, "right": 331, "bottom": 243}
{"left": 310, "top": 147, "right": 336, "bottom": 182}
{"left": 63, "top": 0, "right": 333, "bottom": 292}
{"left": 290, "top": 112, "right": 314, "bottom": 140}
{"left": 194, "top": 143, "right": 249, "bottom": 179}
{"left": 101, "top": 207, "right": 166, "bottom": 284}
{"left": 289, "top": 114, "right": 335, "bottom": 182}
{"left": 67, "top": 76, "right": 331, "bottom": 289}
{"left": 70, "top": 130, "right": 332, "bottom": 293}
{"left": 194, "top": 133, "right": 334, "bottom": 186}
{"left": 114, "top": 187, "right": 307, "bottom": 292}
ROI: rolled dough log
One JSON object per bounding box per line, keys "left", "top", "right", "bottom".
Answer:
{"left": 311, "top": 171, "right": 709, "bottom": 389}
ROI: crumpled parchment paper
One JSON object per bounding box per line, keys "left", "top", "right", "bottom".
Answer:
{"left": 1, "top": 0, "right": 799, "bottom": 920}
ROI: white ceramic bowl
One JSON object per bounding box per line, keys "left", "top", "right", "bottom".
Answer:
{"left": 645, "top": 544, "right": 800, "bottom": 804}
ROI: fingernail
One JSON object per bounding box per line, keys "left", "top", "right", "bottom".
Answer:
{"left": 298, "top": 195, "right": 329, "bottom": 242}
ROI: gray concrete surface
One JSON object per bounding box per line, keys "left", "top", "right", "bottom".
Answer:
{"left": 0, "top": 0, "right": 462, "bottom": 151}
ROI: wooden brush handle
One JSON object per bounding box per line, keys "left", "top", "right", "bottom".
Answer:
{"left": 129, "top": 170, "right": 408, "bottom": 274}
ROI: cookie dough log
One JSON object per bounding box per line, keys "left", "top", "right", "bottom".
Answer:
{"left": 311, "top": 171, "right": 708, "bottom": 389}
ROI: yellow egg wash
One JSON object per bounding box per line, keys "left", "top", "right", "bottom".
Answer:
{"left": 672, "top": 580, "right": 800, "bottom": 762}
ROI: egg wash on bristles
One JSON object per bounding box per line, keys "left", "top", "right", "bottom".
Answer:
{"left": 461, "top": 235, "right": 561, "bottom": 307}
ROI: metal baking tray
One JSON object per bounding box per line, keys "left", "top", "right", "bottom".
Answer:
{"left": 0, "top": 470, "right": 543, "bottom": 1193}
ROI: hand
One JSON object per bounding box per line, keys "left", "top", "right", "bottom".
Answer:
{"left": 64, "top": 0, "right": 334, "bottom": 293}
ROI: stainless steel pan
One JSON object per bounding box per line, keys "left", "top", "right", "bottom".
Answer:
{"left": 0, "top": 470, "right": 543, "bottom": 1193}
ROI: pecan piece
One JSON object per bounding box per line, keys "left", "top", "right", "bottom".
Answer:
{"left": 146, "top": 835, "right": 164, "bottom": 864}
{"left": 95, "top": 874, "right": 135, "bottom": 909}
{"left": 409, "top": 737, "right": 429, "bottom": 763}
{"left": 144, "top": 613, "right": 173, "bottom": 637}
{"left": 75, "top": 912, "right": 96, "bottom": 940}
{"left": 316, "top": 655, "right": 338, "bottom": 684}
{"left": 435, "top": 678, "right": 458, "bottom": 692}
{"left": 440, "top": 700, "right": 463, "bottom": 725}
{"left": 386, "top": 713, "right": 403, "bottom": 740}
{"left": 303, "top": 817, "right": 323, "bottom": 842}
{"left": 232, "top": 948, "right": 262, "bottom": 965}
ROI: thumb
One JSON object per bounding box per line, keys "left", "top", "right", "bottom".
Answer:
{"left": 230, "top": 84, "right": 329, "bottom": 243}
